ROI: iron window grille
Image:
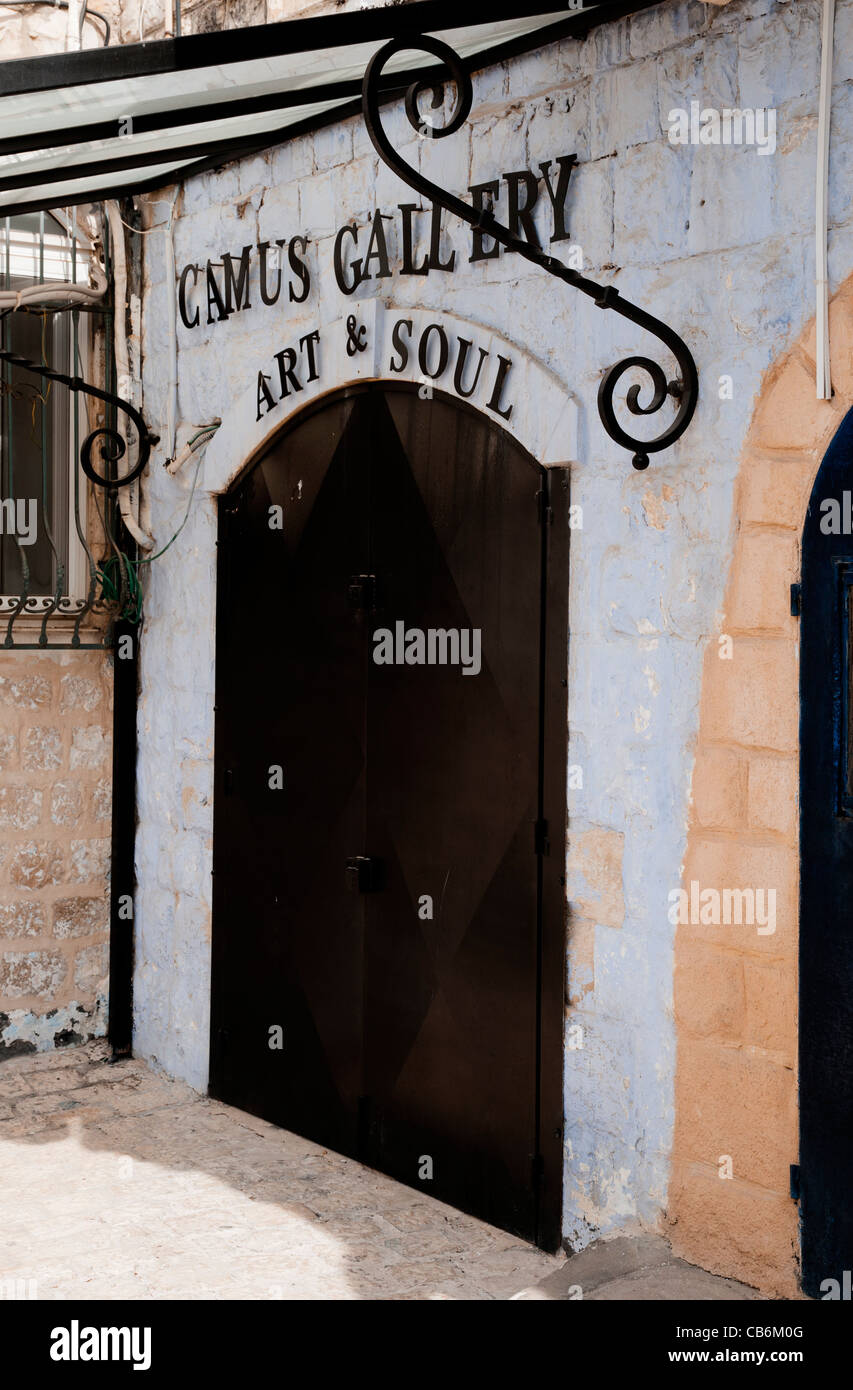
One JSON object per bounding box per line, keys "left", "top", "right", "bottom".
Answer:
{"left": 0, "top": 209, "right": 120, "bottom": 648}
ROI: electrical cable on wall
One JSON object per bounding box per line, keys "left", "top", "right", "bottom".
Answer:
{"left": 105, "top": 200, "right": 154, "bottom": 552}
{"left": 98, "top": 427, "right": 218, "bottom": 622}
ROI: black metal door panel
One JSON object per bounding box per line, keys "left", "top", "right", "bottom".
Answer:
{"left": 363, "top": 391, "right": 542, "bottom": 1235}
{"left": 211, "top": 395, "right": 368, "bottom": 1152}
{"left": 800, "top": 404, "right": 853, "bottom": 1296}
{"left": 210, "top": 383, "right": 567, "bottom": 1247}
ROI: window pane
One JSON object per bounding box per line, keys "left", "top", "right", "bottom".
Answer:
{"left": 0, "top": 306, "right": 69, "bottom": 596}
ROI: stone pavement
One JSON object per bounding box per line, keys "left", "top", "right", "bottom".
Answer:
{"left": 0, "top": 1042, "right": 765, "bottom": 1301}
{"left": 512, "top": 1234, "right": 766, "bottom": 1301}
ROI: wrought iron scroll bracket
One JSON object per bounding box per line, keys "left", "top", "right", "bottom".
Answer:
{"left": 361, "top": 35, "right": 699, "bottom": 470}
{"left": 0, "top": 347, "right": 158, "bottom": 487}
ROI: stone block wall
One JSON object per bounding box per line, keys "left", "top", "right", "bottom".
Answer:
{"left": 669, "top": 275, "right": 853, "bottom": 1298}
{"left": 131, "top": 0, "right": 853, "bottom": 1297}
{"left": 0, "top": 651, "right": 112, "bottom": 1059}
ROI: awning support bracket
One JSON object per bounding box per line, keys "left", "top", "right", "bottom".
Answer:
{"left": 361, "top": 34, "right": 699, "bottom": 470}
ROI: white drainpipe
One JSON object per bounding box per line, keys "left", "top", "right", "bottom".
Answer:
{"left": 105, "top": 200, "right": 154, "bottom": 550}
{"left": 816, "top": 0, "right": 836, "bottom": 400}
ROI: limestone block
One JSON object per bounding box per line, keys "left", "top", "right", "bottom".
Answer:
{"left": 743, "top": 958, "right": 797, "bottom": 1060}
{"left": 9, "top": 842, "right": 64, "bottom": 890}
{"left": 737, "top": 3, "right": 822, "bottom": 109}
{"left": 674, "top": 1037, "right": 796, "bottom": 1190}
{"left": 0, "top": 674, "right": 51, "bottom": 708}
{"left": 686, "top": 144, "right": 775, "bottom": 260}
{"left": 691, "top": 746, "right": 747, "bottom": 828}
{"left": 736, "top": 453, "right": 816, "bottom": 530}
{"left": 0, "top": 950, "right": 66, "bottom": 1000}
{"left": 674, "top": 941, "right": 746, "bottom": 1040}
{"left": 0, "top": 732, "right": 18, "bottom": 770}
{"left": 681, "top": 837, "right": 797, "bottom": 956}
{"left": 69, "top": 840, "right": 111, "bottom": 886}
{"left": 590, "top": 60, "right": 661, "bottom": 161}
{"left": 746, "top": 755, "right": 798, "bottom": 838}
{"left": 22, "top": 726, "right": 62, "bottom": 772}
{"left": 73, "top": 943, "right": 110, "bottom": 1001}
{"left": 629, "top": 0, "right": 706, "bottom": 61}
{"left": 70, "top": 726, "right": 109, "bottom": 770}
{"left": 50, "top": 780, "right": 83, "bottom": 828}
{"left": 668, "top": 1159, "right": 800, "bottom": 1299}
{"left": 726, "top": 530, "right": 799, "bottom": 632}
{"left": 54, "top": 897, "right": 109, "bottom": 939}
{"left": 59, "top": 675, "right": 103, "bottom": 713}
{"left": 0, "top": 900, "right": 46, "bottom": 939}
{"left": 566, "top": 826, "right": 625, "bottom": 930}
{"left": 0, "top": 786, "right": 42, "bottom": 831}
{"left": 701, "top": 638, "right": 798, "bottom": 752}
{"left": 92, "top": 779, "right": 112, "bottom": 823}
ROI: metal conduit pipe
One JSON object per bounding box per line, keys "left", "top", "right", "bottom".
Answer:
{"left": 0, "top": 259, "right": 107, "bottom": 311}
{"left": 105, "top": 201, "right": 154, "bottom": 551}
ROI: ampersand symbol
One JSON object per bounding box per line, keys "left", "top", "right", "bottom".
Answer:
{"left": 346, "top": 314, "right": 368, "bottom": 356}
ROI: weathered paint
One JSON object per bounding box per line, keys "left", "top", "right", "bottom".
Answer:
{"left": 132, "top": 0, "right": 853, "bottom": 1286}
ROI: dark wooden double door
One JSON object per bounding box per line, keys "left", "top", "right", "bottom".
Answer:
{"left": 210, "top": 384, "right": 567, "bottom": 1248}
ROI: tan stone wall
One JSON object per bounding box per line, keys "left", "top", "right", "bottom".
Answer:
{"left": 669, "top": 278, "right": 853, "bottom": 1297}
{"left": 0, "top": 651, "right": 113, "bottom": 1057}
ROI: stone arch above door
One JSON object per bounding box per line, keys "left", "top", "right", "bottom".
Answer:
{"left": 669, "top": 276, "right": 853, "bottom": 1297}
{"left": 200, "top": 302, "right": 581, "bottom": 496}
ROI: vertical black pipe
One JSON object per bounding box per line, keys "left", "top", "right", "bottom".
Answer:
{"left": 107, "top": 620, "right": 138, "bottom": 1058}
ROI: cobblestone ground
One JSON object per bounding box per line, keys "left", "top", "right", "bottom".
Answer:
{"left": 0, "top": 1042, "right": 566, "bottom": 1300}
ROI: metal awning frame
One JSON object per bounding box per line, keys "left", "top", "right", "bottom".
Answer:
{"left": 0, "top": 0, "right": 656, "bottom": 219}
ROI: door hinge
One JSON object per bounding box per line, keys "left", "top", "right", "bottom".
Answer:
{"left": 537, "top": 490, "right": 552, "bottom": 526}
{"left": 534, "top": 818, "right": 550, "bottom": 855}
{"left": 790, "top": 582, "right": 801, "bottom": 617}
{"left": 790, "top": 1163, "right": 801, "bottom": 1201}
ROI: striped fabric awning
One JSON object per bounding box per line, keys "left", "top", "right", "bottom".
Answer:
{"left": 0, "top": 1, "right": 639, "bottom": 217}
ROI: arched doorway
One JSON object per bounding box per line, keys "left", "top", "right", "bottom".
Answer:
{"left": 209, "top": 382, "right": 569, "bottom": 1248}
{"left": 800, "top": 404, "right": 853, "bottom": 1297}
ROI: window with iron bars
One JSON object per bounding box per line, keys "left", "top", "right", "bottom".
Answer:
{"left": 0, "top": 209, "right": 113, "bottom": 646}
